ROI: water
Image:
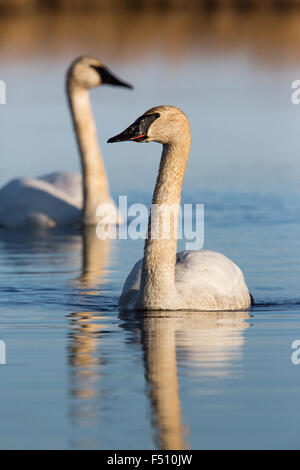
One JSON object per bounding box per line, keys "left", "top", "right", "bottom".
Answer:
{"left": 0, "top": 12, "right": 300, "bottom": 449}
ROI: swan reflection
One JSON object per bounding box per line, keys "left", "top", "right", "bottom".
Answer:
{"left": 67, "top": 309, "right": 107, "bottom": 429}
{"left": 121, "top": 309, "right": 250, "bottom": 450}
{"left": 75, "top": 226, "right": 111, "bottom": 294}
{"left": 67, "top": 227, "right": 111, "bottom": 434}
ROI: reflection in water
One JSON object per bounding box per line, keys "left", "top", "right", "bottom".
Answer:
{"left": 175, "top": 312, "right": 250, "bottom": 379}
{"left": 0, "top": 226, "right": 111, "bottom": 445}
{"left": 67, "top": 227, "right": 110, "bottom": 442}
{"left": 68, "top": 311, "right": 103, "bottom": 394}
{"left": 121, "top": 310, "right": 250, "bottom": 450}
{"left": 75, "top": 226, "right": 111, "bottom": 294}
{"left": 141, "top": 313, "right": 188, "bottom": 450}
{"left": 0, "top": 227, "right": 82, "bottom": 272}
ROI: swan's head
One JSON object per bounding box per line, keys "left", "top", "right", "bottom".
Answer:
{"left": 67, "top": 56, "right": 132, "bottom": 90}
{"left": 107, "top": 105, "right": 190, "bottom": 145}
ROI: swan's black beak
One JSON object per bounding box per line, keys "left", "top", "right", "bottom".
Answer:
{"left": 107, "top": 113, "right": 160, "bottom": 143}
{"left": 107, "top": 121, "right": 146, "bottom": 143}
{"left": 91, "top": 65, "right": 133, "bottom": 89}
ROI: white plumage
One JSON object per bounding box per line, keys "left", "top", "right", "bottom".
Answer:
{"left": 119, "top": 250, "right": 251, "bottom": 311}
{"left": 0, "top": 172, "right": 82, "bottom": 228}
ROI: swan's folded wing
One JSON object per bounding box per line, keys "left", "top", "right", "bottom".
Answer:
{"left": 39, "top": 172, "right": 83, "bottom": 207}
{"left": 175, "top": 250, "right": 251, "bottom": 310}
{"left": 118, "top": 258, "right": 143, "bottom": 310}
{"left": 119, "top": 250, "right": 250, "bottom": 311}
{"left": 0, "top": 174, "right": 81, "bottom": 228}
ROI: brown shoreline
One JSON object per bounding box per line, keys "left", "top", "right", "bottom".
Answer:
{"left": 1, "top": 10, "right": 300, "bottom": 64}
{"left": 0, "top": 0, "right": 300, "bottom": 16}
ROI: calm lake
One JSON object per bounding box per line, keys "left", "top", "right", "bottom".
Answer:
{"left": 0, "top": 11, "right": 300, "bottom": 449}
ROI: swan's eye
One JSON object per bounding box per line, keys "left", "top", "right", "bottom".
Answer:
{"left": 143, "top": 113, "right": 160, "bottom": 120}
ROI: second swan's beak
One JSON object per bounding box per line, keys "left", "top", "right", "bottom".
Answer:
{"left": 91, "top": 65, "right": 133, "bottom": 89}
{"left": 107, "top": 121, "right": 147, "bottom": 143}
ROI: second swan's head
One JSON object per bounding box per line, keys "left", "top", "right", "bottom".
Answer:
{"left": 67, "top": 56, "right": 133, "bottom": 90}
{"left": 107, "top": 105, "right": 190, "bottom": 145}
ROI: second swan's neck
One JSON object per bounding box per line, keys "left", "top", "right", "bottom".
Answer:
{"left": 67, "top": 81, "right": 112, "bottom": 225}
{"left": 137, "top": 134, "right": 191, "bottom": 310}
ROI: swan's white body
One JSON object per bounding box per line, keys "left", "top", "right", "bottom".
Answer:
{"left": 0, "top": 57, "right": 130, "bottom": 229}
{"left": 0, "top": 172, "right": 81, "bottom": 228}
{"left": 119, "top": 250, "right": 250, "bottom": 311}
{"left": 0, "top": 172, "right": 117, "bottom": 228}
{"left": 111, "top": 105, "right": 251, "bottom": 312}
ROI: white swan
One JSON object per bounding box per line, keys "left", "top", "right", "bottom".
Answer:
{"left": 108, "top": 105, "right": 252, "bottom": 311}
{"left": 0, "top": 56, "right": 132, "bottom": 228}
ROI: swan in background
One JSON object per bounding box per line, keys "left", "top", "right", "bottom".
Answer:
{"left": 108, "top": 105, "right": 252, "bottom": 311}
{"left": 0, "top": 56, "right": 132, "bottom": 228}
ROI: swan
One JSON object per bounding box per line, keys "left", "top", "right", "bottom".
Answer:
{"left": 108, "top": 105, "right": 252, "bottom": 311}
{"left": 0, "top": 56, "right": 132, "bottom": 228}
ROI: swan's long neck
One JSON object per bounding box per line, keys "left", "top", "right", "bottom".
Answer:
{"left": 67, "top": 81, "right": 111, "bottom": 225}
{"left": 137, "top": 134, "right": 191, "bottom": 309}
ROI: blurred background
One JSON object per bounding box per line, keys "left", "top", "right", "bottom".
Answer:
{"left": 1, "top": 0, "right": 300, "bottom": 12}
{"left": 1, "top": 0, "right": 300, "bottom": 198}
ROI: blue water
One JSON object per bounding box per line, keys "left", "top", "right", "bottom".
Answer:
{"left": 0, "top": 15, "right": 300, "bottom": 449}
